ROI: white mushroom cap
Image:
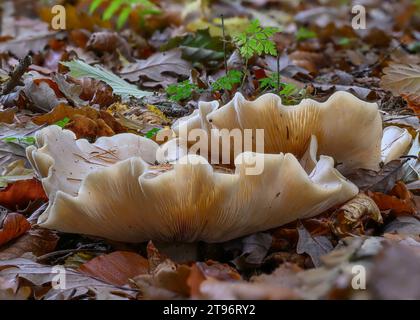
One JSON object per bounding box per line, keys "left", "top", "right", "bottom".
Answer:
{"left": 27, "top": 126, "right": 358, "bottom": 243}
{"left": 173, "top": 91, "right": 394, "bottom": 172}
{"left": 381, "top": 126, "right": 413, "bottom": 163}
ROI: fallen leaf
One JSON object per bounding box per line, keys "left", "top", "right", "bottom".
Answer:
{"left": 224, "top": 232, "right": 272, "bottom": 270}
{"left": 0, "top": 159, "right": 34, "bottom": 188}
{"left": 368, "top": 181, "right": 418, "bottom": 216}
{"left": 330, "top": 193, "right": 383, "bottom": 237}
{"left": 369, "top": 243, "right": 420, "bottom": 299}
{"left": 32, "top": 104, "right": 126, "bottom": 139}
{"left": 87, "top": 31, "right": 132, "bottom": 60}
{"left": 0, "top": 32, "right": 59, "bottom": 59}
{"left": 120, "top": 49, "right": 191, "bottom": 88}
{"left": 384, "top": 216, "right": 420, "bottom": 236}
{"left": 79, "top": 251, "right": 149, "bottom": 286}
{"left": 0, "top": 179, "right": 48, "bottom": 211}
{"left": 0, "top": 213, "right": 30, "bottom": 247}
{"left": 0, "top": 258, "right": 136, "bottom": 300}
{"left": 0, "top": 227, "right": 58, "bottom": 260}
{"left": 381, "top": 63, "right": 420, "bottom": 96}
{"left": 0, "top": 109, "right": 16, "bottom": 124}
{"left": 402, "top": 93, "right": 420, "bottom": 117}
{"left": 345, "top": 160, "right": 405, "bottom": 193}
{"left": 296, "top": 222, "right": 333, "bottom": 267}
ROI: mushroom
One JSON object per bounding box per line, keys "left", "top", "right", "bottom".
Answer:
{"left": 172, "top": 91, "right": 412, "bottom": 172}
{"left": 27, "top": 125, "right": 358, "bottom": 243}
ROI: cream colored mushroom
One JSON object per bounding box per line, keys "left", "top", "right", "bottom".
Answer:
{"left": 27, "top": 126, "right": 358, "bottom": 243}
{"left": 172, "top": 91, "right": 411, "bottom": 172}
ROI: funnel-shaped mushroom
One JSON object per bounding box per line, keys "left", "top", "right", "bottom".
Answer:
{"left": 173, "top": 91, "right": 411, "bottom": 171}
{"left": 27, "top": 126, "right": 358, "bottom": 243}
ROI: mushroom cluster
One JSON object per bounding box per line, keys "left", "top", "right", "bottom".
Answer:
{"left": 27, "top": 92, "right": 412, "bottom": 243}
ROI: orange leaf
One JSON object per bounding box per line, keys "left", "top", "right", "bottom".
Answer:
{"left": 402, "top": 93, "right": 420, "bottom": 118}
{"left": 0, "top": 213, "right": 31, "bottom": 247}
{"left": 79, "top": 251, "right": 149, "bottom": 286}
{"left": 0, "top": 179, "right": 48, "bottom": 210}
{"left": 368, "top": 181, "right": 417, "bottom": 216}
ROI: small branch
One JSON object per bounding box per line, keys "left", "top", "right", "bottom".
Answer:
{"left": 1, "top": 55, "right": 32, "bottom": 95}
{"left": 221, "top": 14, "right": 228, "bottom": 75}
{"left": 276, "top": 54, "right": 280, "bottom": 93}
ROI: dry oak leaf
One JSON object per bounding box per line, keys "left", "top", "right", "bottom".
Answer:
{"left": 0, "top": 179, "right": 48, "bottom": 210}
{"left": 381, "top": 64, "right": 420, "bottom": 96}
{"left": 79, "top": 251, "right": 149, "bottom": 287}
{"left": 330, "top": 193, "right": 383, "bottom": 237}
{"left": 0, "top": 213, "right": 30, "bottom": 247}
{"left": 368, "top": 181, "right": 418, "bottom": 216}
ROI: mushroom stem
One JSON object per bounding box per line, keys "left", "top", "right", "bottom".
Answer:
{"left": 153, "top": 242, "right": 201, "bottom": 263}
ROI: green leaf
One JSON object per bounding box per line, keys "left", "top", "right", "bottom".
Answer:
{"left": 145, "top": 128, "right": 160, "bottom": 139}
{"left": 61, "top": 60, "right": 152, "bottom": 100}
{"left": 338, "top": 37, "right": 351, "bottom": 46}
{"left": 2, "top": 136, "right": 36, "bottom": 145}
{"left": 54, "top": 117, "right": 70, "bottom": 128}
{"left": 296, "top": 27, "right": 317, "bottom": 41}
{"left": 234, "top": 19, "right": 278, "bottom": 60}
{"left": 117, "top": 6, "right": 132, "bottom": 29}
{"left": 212, "top": 70, "right": 243, "bottom": 91}
{"left": 89, "top": 0, "right": 104, "bottom": 14}
{"left": 103, "top": 0, "right": 124, "bottom": 21}
{"left": 280, "top": 83, "right": 298, "bottom": 96}
{"left": 166, "top": 80, "right": 200, "bottom": 102}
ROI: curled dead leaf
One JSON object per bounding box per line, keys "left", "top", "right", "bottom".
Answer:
{"left": 330, "top": 193, "right": 383, "bottom": 237}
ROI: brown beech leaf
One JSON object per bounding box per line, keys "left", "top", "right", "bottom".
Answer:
{"left": 32, "top": 104, "right": 126, "bottom": 139}
{"left": 79, "top": 251, "right": 149, "bottom": 286}
{"left": 0, "top": 213, "right": 30, "bottom": 247}
{"left": 120, "top": 49, "right": 191, "bottom": 88}
{"left": 0, "top": 227, "right": 58, "bottom": 260}
{"left": 0, "top": 179, "right": 48, "bottom": 211}
{"left": 330, "top": 193, "right": 383, "bottom": 237}
{"left": 368, "top": 181, "right": 418, "bottom": 216}
{"left": 381, "top": 63, "right": 420, "bottom": 97}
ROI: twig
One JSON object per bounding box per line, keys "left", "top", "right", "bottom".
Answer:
{"left": 221, "top": 14, "right": 228, "bottom": 75}
{"left": 1, "top": 55, "right": 32, "bottom": 95}
{"left": 277, "top": 54, "right": 280, "bottom": 93}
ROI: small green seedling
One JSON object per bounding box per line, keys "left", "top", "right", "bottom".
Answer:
{"left": 89, "top": 0, "right": 161, "bottom": 29}
{"left": 211, "top": 70, "right": 243, "bottom": 92}
{"left": 166, "top": 80, "right": 202, "bottom": 102}
{"left": 296, "top": 27, "right": 317, "bottom": 41}
{"left": 233, "top": 20, "right": 279, "bottom": 60}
